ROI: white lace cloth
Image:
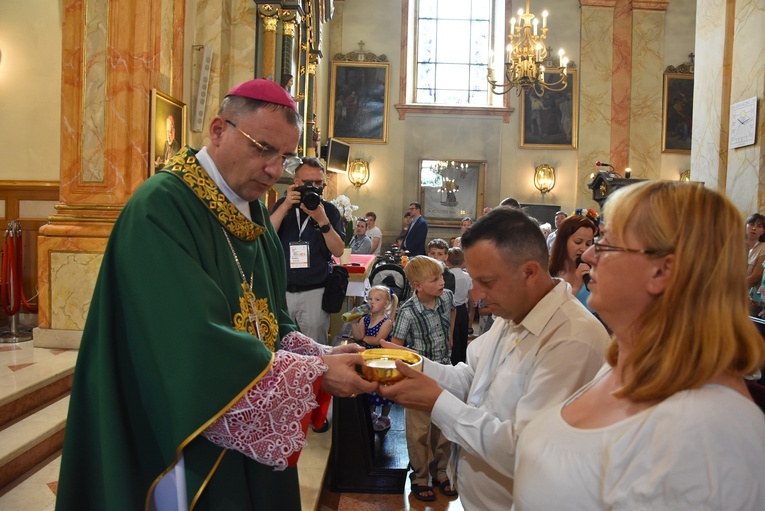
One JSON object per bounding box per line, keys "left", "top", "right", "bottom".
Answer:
{"left": 203, "top": 331, "right": 330, "bottom": 470}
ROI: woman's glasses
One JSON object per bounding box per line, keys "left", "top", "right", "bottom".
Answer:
{"left": 591, "top": 240, "right": 659, "bottom": 256}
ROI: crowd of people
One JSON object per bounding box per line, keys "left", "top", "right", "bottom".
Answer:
{"left": 55, "top": 77, "right": 765, "bottom": 510}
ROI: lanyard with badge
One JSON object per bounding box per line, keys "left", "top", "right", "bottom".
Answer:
{"left": 289, "top": 208, "right": 311, "bottom": 269}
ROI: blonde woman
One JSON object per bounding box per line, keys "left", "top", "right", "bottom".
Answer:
{"left": 514, "top": 181, "right": 765, "bottom": 510}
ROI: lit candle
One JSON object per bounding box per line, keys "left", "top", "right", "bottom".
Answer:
{"left": 533, "top": 18, "right": 538, "bottom": 36}
{"left": 518, "top": 8, "right": 524, "bottom": 24}
{"left": 542, "top": 10, "right": 548, "bottom": 28}
{"left": 625, "top": 168, "right": 632, "bottom": 179}
{"left": 511, "top": 17, "right": 516, "bottom": 34}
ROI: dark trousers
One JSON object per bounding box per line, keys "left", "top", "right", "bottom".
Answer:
{"left": 451, "top": 304, "right": 468, "bottom": 365}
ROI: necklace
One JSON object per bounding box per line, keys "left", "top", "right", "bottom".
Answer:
{"left": 223, "top": 228, "right": 263, "bottom": 341}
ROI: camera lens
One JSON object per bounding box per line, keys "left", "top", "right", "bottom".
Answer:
{"left": 302, "top": 192, "right": 321, "bottom": 210}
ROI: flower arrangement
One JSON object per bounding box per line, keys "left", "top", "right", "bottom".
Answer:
{"left": 330, "top": 194, "right": 359, "bottom": 247}
{"left": 572, "top": 208, "right": 601, "bottom": 227}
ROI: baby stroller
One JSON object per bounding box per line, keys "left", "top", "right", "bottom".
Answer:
{"left": 368, "top": 261, "right": 411, "bottom": 302}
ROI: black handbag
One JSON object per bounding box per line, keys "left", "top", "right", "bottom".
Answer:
{"left": 322, "top": 265, "right": 349, "bottom": 313}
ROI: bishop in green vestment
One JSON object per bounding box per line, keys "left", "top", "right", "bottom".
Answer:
{"left": 56, "top": 80, "right": 376, "bottom": 511}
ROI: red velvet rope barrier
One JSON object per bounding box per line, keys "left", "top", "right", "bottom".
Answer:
{"left": 1, "top": 222, "right": 38, "bottom": 316}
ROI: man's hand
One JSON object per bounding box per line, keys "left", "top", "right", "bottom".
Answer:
{"left": 377, "top": 360, "right": 443, "bottom": 413}
{"left": 281, "top": 183, "right": 301, "bottom": 209}
{"left": 320, "top": 353, "right": 378, "bottom": 397}
{"left": 269, "top": 183, "right": 301, "bottom": 230}
{"left": 301, "top": 202, "right": 330, "bottom": 226}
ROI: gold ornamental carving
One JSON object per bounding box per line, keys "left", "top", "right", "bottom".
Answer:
{"left": 257, "top": 4, "right": 277, "bottom": 16}
{"left": 333, "top": 41, "right": 389, "bottom": 63}
{"left": 282, "top": 20, "right": 296, "bottom": 37}
{"left": 261, "top": 15, "right": 278, "bottom": 33}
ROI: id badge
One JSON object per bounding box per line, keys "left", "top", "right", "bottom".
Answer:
{"left": 289, "top": 242, "right": 310, "bottom": 269}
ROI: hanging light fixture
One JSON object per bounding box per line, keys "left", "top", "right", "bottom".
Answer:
{"left": 488, "top": 0, "right": 569, "bottom": 96}
{"left": 533, "top": 164, "right": 556, "bottom": 194}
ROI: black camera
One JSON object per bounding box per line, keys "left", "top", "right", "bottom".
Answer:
{"left": 294, "top": 184, "right": 322, "bottom": 210}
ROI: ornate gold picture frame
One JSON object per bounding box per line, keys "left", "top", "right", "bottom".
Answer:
{"left": 329, "top": 61, "right": 390, "bottom": 144}
{"left": 150, "top": 89, "right": 186, "bottom": 175}
{"left": 417, "top": 159, "right": 486, "bottom": 227}
{"left": 662, "top": 73, "right": 694, "bottom": 153}
{"left": 520, "top": 70, "right": 578, "bottom": 149}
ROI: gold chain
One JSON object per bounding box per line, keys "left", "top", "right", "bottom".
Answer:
{"left": 222, "top": 228, "right": 263, "bottom": 340}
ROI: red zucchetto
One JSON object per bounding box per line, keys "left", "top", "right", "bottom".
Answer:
{"left": 226, "top": 79, "right": 297, "bottom": 112}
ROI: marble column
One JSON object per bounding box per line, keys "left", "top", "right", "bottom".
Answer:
{"left": 723, "top": 0, "right": 765, "bottom": 213}
{"left": 609, "top": 0, "right": 633, "bottom": 173}
{"left": 691, "top": 0, "right": 731, "bottom": 192}
{"left": 628, "top": 1, "right": 668, "bottom": 180}
{"left": 35, "top": 0, "right": 185, "bottom": 349}
{"left": 189, "top": 0, "right": 257, "bottom": 150}
{"left": 577, "top": 0, "right": 616, "bottom": 208}
{"left": 305, "top": 57, "right": 318, "bottom": 157}
{"left": 258, "top": 6, "right": 280, "bottom": 80}
{"left": 281, "top": 19, "right": 297, "bottom": 78}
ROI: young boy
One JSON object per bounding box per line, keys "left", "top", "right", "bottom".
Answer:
{"left": 427, "top": 238, "right": 456, "bottom": 293}
{"left": 445, "top": 247, "right": 473, "bottom": 365}
{"left": 391, "top": 256, "right": 456, "bottom": 502}
{"left": 365, "top": 211, "right": 383, "bottom": 256}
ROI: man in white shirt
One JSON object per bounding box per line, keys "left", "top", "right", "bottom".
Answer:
{"left": 365, "top": 211, "right": 383, "bottom": 256}
{"left": 379, "top": 207, "right": 609, "bottom": 510}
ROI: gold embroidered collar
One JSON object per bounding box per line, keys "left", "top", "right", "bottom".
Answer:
{"left": 161, "top": 148, "right": 266, "bottom": 242}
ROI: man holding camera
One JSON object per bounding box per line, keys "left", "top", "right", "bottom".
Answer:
{"left": 271, "top": 157, "right": 345, "bottom": 345}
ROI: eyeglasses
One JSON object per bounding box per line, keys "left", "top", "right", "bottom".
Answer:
{"left": 225, "top": 119, "right": 302, "bottom": 174}
{"left": 591, "top": 239, "right": 660, "bottom": 256}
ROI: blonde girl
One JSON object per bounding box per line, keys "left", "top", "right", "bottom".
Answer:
{"left": 350, "top": 285, "right": 399, "bottom": 432}
{"left": 350, "top": 286, "right": 398, "bottom": 347}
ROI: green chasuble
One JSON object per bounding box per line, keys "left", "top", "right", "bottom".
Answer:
{"left": 56, "top": 148, "right": 305, "bottom": 511}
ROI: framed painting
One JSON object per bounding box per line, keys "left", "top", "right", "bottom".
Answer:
{"left": 329, "top": 61, "right": 390, "bottom": 144}
{"left": 418, "top": 159, "right": 486, "bottom": 227}
{"left": 520, "top": 70, "right": 578, "bottom": 149}
{"left": 662, "top": 73, "right": 694, "bottom": 153}
{"left": 150, "top": 89, "right": 186, "bottom": 175}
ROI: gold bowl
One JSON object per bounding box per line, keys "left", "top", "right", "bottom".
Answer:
{"left": 357, "top": 348, "right": 423, "bottom": 385}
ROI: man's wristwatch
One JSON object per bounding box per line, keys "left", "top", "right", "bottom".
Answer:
{"left": 319, "top": 223, "right": 331, "bottom": 233}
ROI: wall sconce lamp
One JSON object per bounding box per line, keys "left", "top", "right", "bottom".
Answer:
{"left": 533, "top": 164, "right": 556, "bottom": 194}
{"left": 348, "top": 158, "right": 370, "bottom": 188}
{"left": 679, "top": 169, "right": 691, "bottom": 182}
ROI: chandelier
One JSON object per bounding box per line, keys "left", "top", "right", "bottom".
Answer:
{"left": 488, "top": 0, "right": 569, "bottom": 96}
{"left": 431, "top": 161, "right": 468, "bottom": 206}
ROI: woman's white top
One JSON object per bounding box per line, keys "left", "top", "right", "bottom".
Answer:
{"left": 514, "top": 367, "right": 765, "bottom": 511}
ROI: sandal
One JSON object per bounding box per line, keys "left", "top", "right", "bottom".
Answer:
{"left": 438, "top": 478, "right": 458, "bottom": 497}
{"left": 411, "top": 483, "right": 436, "bottom": 502}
